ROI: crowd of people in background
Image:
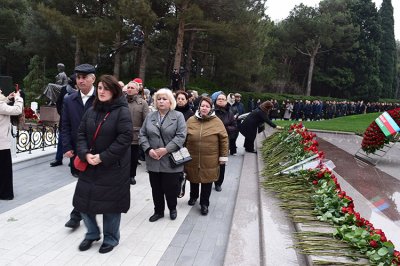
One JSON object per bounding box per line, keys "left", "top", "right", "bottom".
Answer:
{"left": 4, "top": 63, "right": 400, "bottom": 254}
{"left": 249, "top": 99, "right": 400, "bottom": 122}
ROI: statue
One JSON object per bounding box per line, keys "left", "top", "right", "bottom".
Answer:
{"left": 41, "top": 63, "right": 68, "bottom": 105}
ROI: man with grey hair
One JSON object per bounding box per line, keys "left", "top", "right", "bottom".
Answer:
{"left": 62, "top": 63, "right": 96, "bottom": 229}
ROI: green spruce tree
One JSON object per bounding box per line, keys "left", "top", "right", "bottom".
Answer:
{"left": 378, "top": 0, "right": 397, "bottom": 99}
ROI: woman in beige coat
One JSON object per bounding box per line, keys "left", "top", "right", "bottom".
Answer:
{"left": 126, "top": 81, "right": 149, "bottom": 185}
{"left": 0, "top": 90, "right": 23, "bottom": 200}
{"left": 185, "top": 97, "right": 228, "bottom": 215}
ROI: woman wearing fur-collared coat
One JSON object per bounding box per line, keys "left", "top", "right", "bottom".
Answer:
{"left": 185, "top": 97, "right": 228, "bottom": 215}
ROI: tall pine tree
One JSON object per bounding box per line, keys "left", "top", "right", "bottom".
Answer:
{"left": 378, "top": 0, "right": 397, "bottom": 98}
{"left": 349, "top": 0, "right": 382, "bottom": 101}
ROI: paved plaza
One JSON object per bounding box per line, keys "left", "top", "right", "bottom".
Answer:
{"left": 1, "top": 131, "right": 399, "bottom": 265}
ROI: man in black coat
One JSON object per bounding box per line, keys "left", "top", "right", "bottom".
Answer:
{"left": 49, "top": 74, "right": 77, "bottom": 167}
{"left": 62, "top": 64, "right": 96, "bottom": 229}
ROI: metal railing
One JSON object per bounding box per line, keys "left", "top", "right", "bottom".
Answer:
{"left": 11, "top": 123, "right": 59, "bottom": 154}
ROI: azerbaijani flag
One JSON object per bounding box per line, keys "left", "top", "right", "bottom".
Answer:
{"left": 375, "top": 112, "right": 400, "bottom": 137}
{"left": 370, "top": 196, "right": 390, "bottom": 211}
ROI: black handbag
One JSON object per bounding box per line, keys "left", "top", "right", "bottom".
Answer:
{"left": 169, "top": 147, "right": 192, "bottom": 167}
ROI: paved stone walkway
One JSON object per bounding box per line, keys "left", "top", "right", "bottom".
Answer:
{"left": 0, "top": 137, "right": 244, "bottom": 266}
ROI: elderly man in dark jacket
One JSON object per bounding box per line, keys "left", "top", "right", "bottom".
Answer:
{"left": 62, "top": 64, "right": 96, "bottom": 229}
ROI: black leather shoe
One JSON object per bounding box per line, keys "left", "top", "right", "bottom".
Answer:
{"left": 50, "top": 160, "right": 62, "bottom": 167}
{"left": 245, "top": 149, "right": 257, "bottom": 153}
{"left": 215, "top": 185, "right": 222, "bottom": 192}
{"left": 201, "top": 205, "right": 208, "bottom": 215}
{"left": 0, "top": 196, "right": 13, "bottom": 200}
{"left": 99, "top": 243, "right": 114, "bottom": 254}
{"left": 188, "top": 198, "right": 197, "bottom": 206}
{"left": 170, "top": 209, "right": 177, "bottom": 220}
{"left": 65, "top": 219, "right": 80, "bottom": 229}
{"left": 130, "top": 177, "right": 136, "bottom": 185}
{"left": 79, "top": 238, "right": 100, "bottom": 251}
{"left": 149, "top": 213, "right": 164, "bottom": 222}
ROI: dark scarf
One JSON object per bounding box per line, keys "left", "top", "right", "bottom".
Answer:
{"left": 175, "top": 103, "right": 190, "bottom": 113}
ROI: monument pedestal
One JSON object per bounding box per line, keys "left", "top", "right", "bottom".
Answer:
{"left": 39, "top": 106, "right": 60, "bottom": 126}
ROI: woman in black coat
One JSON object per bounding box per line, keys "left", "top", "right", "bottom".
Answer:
{"left": 214, "top": 92, "right": 237, "bottom": 191}
{"left": 74, "top": 75, "right": 133, "bottom": 254}
{"left": 239, "top": 101, "right": 282, "bottom": 153}
{"left": 175, "top": 90, "right": 194, "bottom": 121}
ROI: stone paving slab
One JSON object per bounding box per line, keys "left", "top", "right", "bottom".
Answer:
{"left": 1, "top": 136, "right": 246, "bottom": 266}
{"left": 0, "top": 173, "right": 192, "bottom": 265}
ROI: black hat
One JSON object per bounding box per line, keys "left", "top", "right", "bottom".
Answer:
{"left": 74, "top": 64, "right": 96, "bottom": 74}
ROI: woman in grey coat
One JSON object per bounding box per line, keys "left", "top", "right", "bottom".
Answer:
{"left": 139, "top": 88, "right": 186, "bottom": 222}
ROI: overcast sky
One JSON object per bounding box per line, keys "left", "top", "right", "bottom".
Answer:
{"left": 265, "top": 0, "right": 399, "bottom": 40}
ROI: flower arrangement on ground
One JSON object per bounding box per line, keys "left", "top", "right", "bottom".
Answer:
{"left": 23, "top": 107, "right": 41, "bottom": 124}
{"left": 261, "top": 123, "right": 323, "bottom": 176}
{"left": 262, "top": 123, "right": 399, "bottom": 265}
{"left": 361, "top": 108, "right": 400, "bottom": 154}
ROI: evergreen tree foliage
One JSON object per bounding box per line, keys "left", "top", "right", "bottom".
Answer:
{"left": 1, "top": 0, "right": 399, "bottom": 101}
{"left": 0, "top": 0, "right": 29, "bottom": 79}
{"left": 378, "top": 0, "right": 397, "bottom": 98}
{"left": 348, "top": 0, "right": 382, "bottom": 101}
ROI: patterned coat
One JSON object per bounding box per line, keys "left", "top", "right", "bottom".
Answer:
{"left": 184, "top": 111, "right": 228, "bottom": 183}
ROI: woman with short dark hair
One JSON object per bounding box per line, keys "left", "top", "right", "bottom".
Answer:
{"left": 175, "top": 90, "right": 194, "bottom": 121}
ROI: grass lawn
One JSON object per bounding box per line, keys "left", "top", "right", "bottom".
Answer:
{"left": 274, "top": 112, "right": 381, "bottom": 135}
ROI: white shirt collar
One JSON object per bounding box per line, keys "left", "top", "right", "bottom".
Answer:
{"left": 80, "top": 86, "right": 95, "bottom": 105}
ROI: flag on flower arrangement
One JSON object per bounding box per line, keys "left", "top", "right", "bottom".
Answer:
{"left": 375, "top": 112, "right": 400, "bottom": 137}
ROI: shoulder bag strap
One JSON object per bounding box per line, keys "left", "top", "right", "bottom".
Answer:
{"left": 89, "top": 111, "right": 110, "bottom": 149}
{"left": 158, "top": 111, "right": 169, "bottom": 147}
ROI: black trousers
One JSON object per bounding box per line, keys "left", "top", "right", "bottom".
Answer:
{"left": 244, "top": 132, "right": 257, "bottom": 152}
{"left": 230, "top": 132, "right": 239, "bottom": 154}
{"left": 0, "top": 149, "right": 14, "bottom": 200}
{"left": 190, "top": 182, "right": 212, "bottom": 206}
{"left": 215, "top": 164, "right": 226, "bottom": 187}
{"left": 130, "top": 144, "right": 140, "bottom": 178}
{"left": 149, "top": 171, "right": 180, "bottom": 214}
